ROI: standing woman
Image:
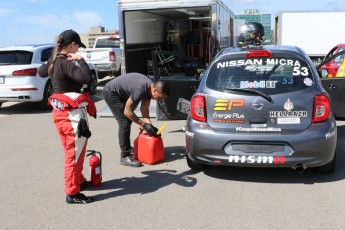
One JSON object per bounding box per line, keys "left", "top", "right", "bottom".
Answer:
{"left": 38, "top": 29, "right": 97, "bottom": 204}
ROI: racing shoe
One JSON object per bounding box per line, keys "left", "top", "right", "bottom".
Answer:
{"left": 120, "top": 155, "right": 142, "bottom": 167}
{"left": 66, "top": 192, "right": 94, "bottom": 204}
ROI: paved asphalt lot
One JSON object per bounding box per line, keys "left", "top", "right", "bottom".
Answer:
{"left": 1, "top": 79, "right": 345, "bottom": 230}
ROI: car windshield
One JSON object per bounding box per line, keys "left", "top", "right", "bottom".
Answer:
{"left": 0, "top": 51, "right": 33, "bottom": 65}
{"left": 206, "top": 55, "right": 313, "bottom": 95}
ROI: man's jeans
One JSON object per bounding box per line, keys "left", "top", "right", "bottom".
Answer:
{"left": 103, "top": 88, "right": 132, "bottom": 157}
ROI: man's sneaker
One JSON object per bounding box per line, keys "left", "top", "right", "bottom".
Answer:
{"left": 120, "top": 156, "right": 142, "bottom": 167}
{"left": 66, "top": 192, "right": 94, "bottom": 204}
{"left": 80, "top": 181, "right": 91, "bottom": 191}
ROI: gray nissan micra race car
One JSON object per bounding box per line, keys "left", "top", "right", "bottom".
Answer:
{"left": 185, "top": 44, "right": 337, "bottom": 173}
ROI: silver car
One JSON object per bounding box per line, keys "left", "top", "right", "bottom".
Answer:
{"left": 184, "top": 46, "right": 337, "bottom": 173}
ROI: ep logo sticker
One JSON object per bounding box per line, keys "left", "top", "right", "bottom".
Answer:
{"left": 214, "top": 99, "right": 244, "bottom": 111}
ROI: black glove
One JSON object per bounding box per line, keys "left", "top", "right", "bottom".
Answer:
{"left": 77, "top": 118, "right": 91, "bottom": 138}
{"left": 143, "top": 123, "right": 159, "bottom": 137}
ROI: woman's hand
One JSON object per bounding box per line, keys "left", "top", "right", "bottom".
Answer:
{"left": 67, "top": 53, "right": 83, "bottom": 61}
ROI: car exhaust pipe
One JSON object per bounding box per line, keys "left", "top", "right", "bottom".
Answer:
{"left": 293, "top": 163, "right": 307, "bottom": 174}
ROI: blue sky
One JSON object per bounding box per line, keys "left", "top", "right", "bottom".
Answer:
{"left": 1, "top": 0, "right": 345, "bottom": 47}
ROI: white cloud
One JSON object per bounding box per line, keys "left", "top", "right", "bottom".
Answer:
{"left": 72, "top": 11, "right": 103, "bottom": 32}
{"left": 0, "top": 8, "right": 15, "bottom": 17}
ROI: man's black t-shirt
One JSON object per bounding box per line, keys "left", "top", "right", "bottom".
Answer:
{"left": 104, "top": 73, "right": 152, "bottom": 106}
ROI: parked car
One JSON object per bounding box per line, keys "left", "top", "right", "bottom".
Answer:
{"left": 152, "top": 45, "right": 337, "bottom": 173}
{"left": 319, "top": 43, "right": 345, "bottom": 77}
{"left": 0, "top": 44, "right": 98, "bottom": 109}
{"left": 186, "top": 46, "right": 337, "bottom": 172}
{"left": 77, "top": 35, "right": 121, "bottom": 79}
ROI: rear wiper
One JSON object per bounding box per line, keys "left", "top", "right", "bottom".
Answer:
{"left": 224, "top": 88, "right": 272, "bottom": 102}
{"left": 0, "top": 63, "right": 11, "bottom": 65}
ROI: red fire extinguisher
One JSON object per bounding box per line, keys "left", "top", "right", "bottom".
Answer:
{"left": 86, "top": 150, "right": 102, "bottom": 187}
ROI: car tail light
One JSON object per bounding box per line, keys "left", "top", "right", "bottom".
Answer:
{"left": 312, "top": 94, "right": 330, "bottom": 123}
{"left": 246, "top": 50, "right": 272, "bottom": 58}
{"left": 109, "top": 51, "right": 116, "bottom": 62}
{"left": 191, "top": 95, "right": 207, "bottom": 122}
{"left": 12, "top": 68, "right": 37, "bottom": 76}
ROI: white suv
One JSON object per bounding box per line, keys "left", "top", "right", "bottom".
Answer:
{"left": 0, "top": 44, "right": 98, "bottom": 109}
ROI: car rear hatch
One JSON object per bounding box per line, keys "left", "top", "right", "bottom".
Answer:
{"left": 202, "top": 49, "right": 319, "bottom": 134}
{"left": 0, "top": 50, "right": 37, "bottom": 86}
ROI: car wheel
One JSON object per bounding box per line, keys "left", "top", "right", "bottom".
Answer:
{"left": 186, "top": 153, "right": 205, "bottom": 170}
{"left": 38, "top": 80, "right": 53, "bottom": 110}
{"left": 318, "top": 151, "right": 336, "bottom": 173}
{"left": 89, "top": 70, "right": 98, "bottom": 95}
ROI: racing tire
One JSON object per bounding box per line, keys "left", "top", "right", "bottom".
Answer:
{"left": 186, "top": 154, "right": 205, "bottom": 171}
{"left": 89, "top": 70, "right": 98, "bottom": 95}
{"left": 318, "top": 151, "right": 336, "bottom": 173}
{"left": 38, "top": 80, "right": 53, "bottom": 110}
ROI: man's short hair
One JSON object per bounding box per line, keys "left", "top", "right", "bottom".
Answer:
{"left": 154, "top": 81, "right": 170, "bottom": 96}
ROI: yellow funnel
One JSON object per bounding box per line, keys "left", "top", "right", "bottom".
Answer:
{"left": 157, "top": 122, "right": 168, "bottom": 135}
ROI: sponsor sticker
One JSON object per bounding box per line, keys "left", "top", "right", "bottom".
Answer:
{"left": 277, "top": 117, "right": 300, "bottom": 124}
{"left": 236, "top": 127, "right": 281, "bottom": 132}
{"left": 304, "top": 78, "right": 313, "bottom": 86}
{"left": 229, "top": 155, "right": 286, "bottom": 164}
{"left": 213, "top": 99, "right": 245, "bottom": 123}
{"left": 270, "top": 99, "right": 308, "bottom": 118}
{"left": 240, "top": 80, "right": 277, "bottom": 89}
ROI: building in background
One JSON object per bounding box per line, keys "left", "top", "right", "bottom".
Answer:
{"left": 80, "top": 26, "right": 119, "bottom": 48}
{"left": 235, "top": 9, "right": 272, "bottom": 44}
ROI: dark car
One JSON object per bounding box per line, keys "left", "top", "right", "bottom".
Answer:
{"left": 153, "top": 45, "right": 337, "bottom": 174}
{"left": 186, "top": 46, "right": 337, "bottom": 172}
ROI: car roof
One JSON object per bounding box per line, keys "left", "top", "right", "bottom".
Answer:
{"left": 0, "top": 44, "right": 55, "bottom": 51}
{"left": 217, "top": 45, "right": 306, "bottom": 57}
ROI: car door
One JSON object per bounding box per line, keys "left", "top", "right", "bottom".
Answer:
{"left": 321, "top": 78, "right": 345, "bottom": 118}
{"left": 322, "top": 45, "right": 345, "bottom": 77}
{"left": 151, "top": 51, "right": 205, "bottom": 120}
{"left": 318, "top": 50, "right": 345, "bottom": 118}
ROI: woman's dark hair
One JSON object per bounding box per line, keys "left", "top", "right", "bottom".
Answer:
{"left": 48, "top": 35, "right": 65, "bottom": 76}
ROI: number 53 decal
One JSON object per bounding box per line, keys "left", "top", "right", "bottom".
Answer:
{"left": 293, "top": 66, "right": 309, "bottom": 76}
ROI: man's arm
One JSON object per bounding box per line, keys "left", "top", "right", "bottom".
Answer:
{"left": 124, "top": 98, "right": 146, "bottom": 127}
{"left": 140, "top": 98, "right": 152, "bottom": 124}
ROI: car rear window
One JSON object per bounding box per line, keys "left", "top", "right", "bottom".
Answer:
{"left": 94, "top": 38, "right": 120, "bottom": 48}
{"left": 206, "top": 55, "right": 314, "bottom": 95}
{"left": 0, "top": 51, "right": 33, "bottom": 65}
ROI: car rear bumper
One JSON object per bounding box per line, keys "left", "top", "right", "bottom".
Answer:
{"left": 94, "top": 63, "right": 117, "bottom": 72}
{"left": 186, "top": 118, "right": 337, "bottom": 168}
{"left": 0, "top": 85, "right": 43, "bottom": 102}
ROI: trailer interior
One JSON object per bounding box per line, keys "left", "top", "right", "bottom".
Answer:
{"left": 123, "top": 7, "right": 219, "bottom": 75}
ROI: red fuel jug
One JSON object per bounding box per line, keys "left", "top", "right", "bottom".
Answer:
{"left": 134, "top": 130, "right": 164, "bottom": 165}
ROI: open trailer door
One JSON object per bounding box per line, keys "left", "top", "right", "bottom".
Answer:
{"left": 151, "top": 51, "right": 205, "bottom": 120}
